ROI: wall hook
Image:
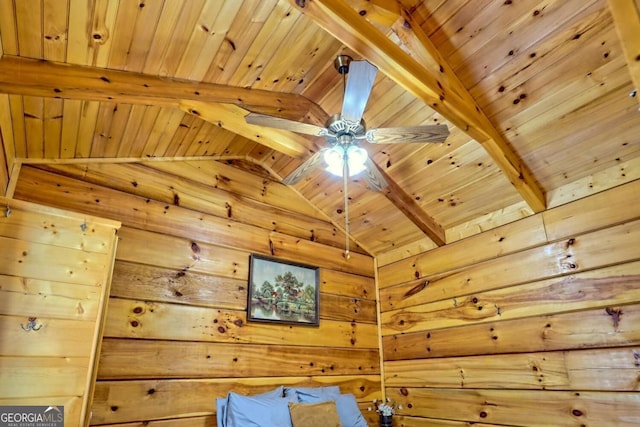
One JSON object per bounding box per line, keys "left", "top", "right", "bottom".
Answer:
{"left": 21, "top": 317, "right": 42, "bottom": 331}
{"left": 5, "top": 203, "right": 11, "bottom": 217}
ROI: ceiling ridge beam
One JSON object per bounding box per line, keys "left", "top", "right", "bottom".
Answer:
{"left": 349, "top": 0, "right": 402, "bottom": 26}
{"left": 291, "top": 0, "right": 546, "bottom": 213}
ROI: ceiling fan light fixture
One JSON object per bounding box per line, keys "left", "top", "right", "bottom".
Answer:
{"left": 323, "top": 145, "right": 368, "bottom": 177}
{"left": 346, "top": 145, "right": 367, "bottom": 176}
{"left": 324, "top": 146, "right": 345, "bottom": 177}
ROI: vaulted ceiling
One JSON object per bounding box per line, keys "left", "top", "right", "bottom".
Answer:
{"left": 0, "top": 0, "right": 638, "bottom": 260}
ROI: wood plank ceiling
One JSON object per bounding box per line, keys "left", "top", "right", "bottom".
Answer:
{"left": 0, "top": 0, "right": 638, "bottom": 259}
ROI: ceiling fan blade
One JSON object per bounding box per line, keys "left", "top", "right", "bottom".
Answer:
{"left": 361, "top": 157, "right": 388, "bottom": 191}
{"left": 282, "top": 150, "right": 326, "bottom": 186}
{"left": 245, "top": 113, "right": 327, "bottom": 136}
{"left": 365, "top": 124, "right": 450, "bottom": 144}
{"left": 341, "top": 60, "right": 378, "bottom": 124}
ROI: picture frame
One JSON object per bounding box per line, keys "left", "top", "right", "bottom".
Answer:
{"left": 247, "top": 254, "right": 320, "bottom": 326}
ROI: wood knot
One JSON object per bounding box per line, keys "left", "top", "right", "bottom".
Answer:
{"left": 606, "top": 307, "right": 622, "bottom": 328}
{"left": 403, "top": 281, "right": 428, "bottom": 298}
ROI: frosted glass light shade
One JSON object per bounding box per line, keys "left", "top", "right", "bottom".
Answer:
{"left": 324, "top": 146, "right": 345, "bottom": 176}
{"left": 346, "top": 145, "right": 367, "bottom": 176}
{"left": 324, "top": 145, "right": 368, "bottom": 177}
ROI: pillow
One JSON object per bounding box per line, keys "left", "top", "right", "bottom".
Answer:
{"left": 334, "top": 393, "right": 368, "bottom": 427}
{"left": 216, "top": 397, "right": 227, "bottom": 427}
{"left": 285, "top": 389, "right": 368, "bottom": 427}
{"left": 216, "top": 386, "right": 285, "bottom": 427}
{"left": 225, "top": 391, "right": 297, "bottom": 427}
{"left": 284, "top": 386, "right": 341, "bottom": 402}
{"left": 289, "top": 401, "right": 342, "bottom": 427}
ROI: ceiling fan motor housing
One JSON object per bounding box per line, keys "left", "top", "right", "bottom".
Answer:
{"left": 325, "top": 113, "right": 366, "bottom": 146}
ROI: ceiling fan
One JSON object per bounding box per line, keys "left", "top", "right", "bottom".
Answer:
{"left": 245, "top": 55, "right": 450, "bottom": 258}
{"left": 245, "top": 55, "right": 450, "bottom": 191}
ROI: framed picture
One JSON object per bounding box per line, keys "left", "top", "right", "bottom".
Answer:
{"left": 247, "top": 254, "right": 320, "bottom": 326}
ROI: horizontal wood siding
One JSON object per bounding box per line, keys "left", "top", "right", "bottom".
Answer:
{"left": 91, "top": 376, "right": 380, "bottom": 424}
{"left": 0, "top": 196, "right": 119, "bottom": 426}
{"left": 379, "top": 178, "right": 640, "bottom": 427}
{"left": 13, "top": 162, "right": 380, "bottom": 426}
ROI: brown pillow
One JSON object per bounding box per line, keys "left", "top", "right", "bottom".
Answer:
{"left": 288, "top": 400, "right": 342, "bottom": 427}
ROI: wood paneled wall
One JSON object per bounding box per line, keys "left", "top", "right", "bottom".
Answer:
{"left": 378, "top": 179, "right": 640, "bottom": 426}
{"left": 0, "top": 196, "right": 120, "bottom": 426}
{"left": 12, "top": 160, "right": 381, "bottom": 426}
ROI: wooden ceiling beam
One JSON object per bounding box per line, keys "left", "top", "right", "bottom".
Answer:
{"left": 349, "top": 0, "right": 401, "bottom": 26}
{"left": 179, "top": 101, "right": 319, "bottom": 158}
{"left": 0, "top": 48, "right": 444, "bottom": 246}
{"left": 607, "top": 0, "right": 640, "bottom": 104}
{"left": 0, "top": 55, "right": 327, "bottom": 124}
{"left": 291, "top": 0, "right": 547, "bottom": 213}
{"left": 373, "top": 163, "right": 446, "bottom": 246}
{"left": 0, "top": 55, "right": 321, "bottom": 158}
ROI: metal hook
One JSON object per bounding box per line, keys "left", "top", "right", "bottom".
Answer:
{"left": 5, "top": 203, "right": 11, "bottom": 217}
{"left": 21, "top": 317, "right": 42, "bottom": 331}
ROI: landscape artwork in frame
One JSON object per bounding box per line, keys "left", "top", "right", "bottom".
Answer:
{"left": 248, "top": 254, "right": 320, "bottom": 326}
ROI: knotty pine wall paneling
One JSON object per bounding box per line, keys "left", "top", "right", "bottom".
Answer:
{"left": 12, "top": 160, "right": 381, "bottom": 426}
{"left": 0, "top": 196, "right": 120, "bottom": 427}
{"left": 379, "top": 178, "right": 640, "bottom": 427}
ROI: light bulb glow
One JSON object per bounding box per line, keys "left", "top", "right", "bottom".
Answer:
{"left": 346, "top": 145, "right": 367, "bottom": 176}
{"left": 323, "top": 144, "right": 368, "bottom": 177}
{"left": 324, "top": 146, "right": 345, "bottom": 177}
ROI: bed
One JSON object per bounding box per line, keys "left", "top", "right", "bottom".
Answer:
{"left": 216, "top": 385, "right": 369, "bottom": 427}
